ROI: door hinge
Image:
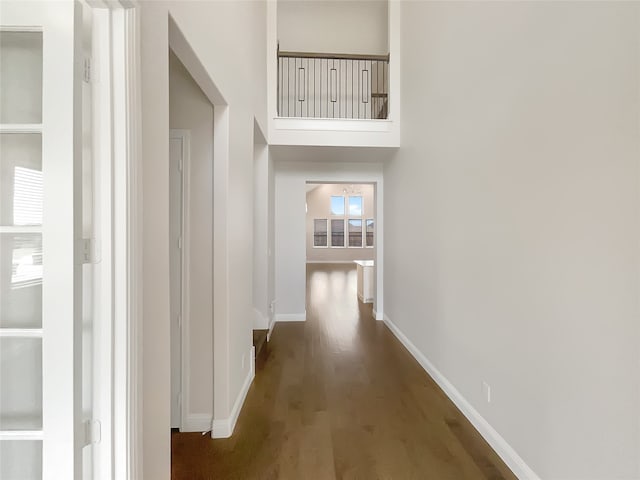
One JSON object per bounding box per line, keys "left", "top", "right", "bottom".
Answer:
{"left": 84, "top": 419, "right": 101, "bottom": 446}
{"left": 178, "top": 158, "right": 184, "bottom": 172}
{"left": 79, "top": 238, "right": 96, "bottom": 264}
{"left": 177, "top": 314, "right": 182, "bottom": 327}
{"left": 83, "top": 57, "right": 92, "bottom": 83}
{"left": 178, "top": 236, "right": 183, "bottom": 249}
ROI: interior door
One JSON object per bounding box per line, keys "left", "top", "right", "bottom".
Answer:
{"left": 0, "top": 2, "right": 83, "bottom": 479}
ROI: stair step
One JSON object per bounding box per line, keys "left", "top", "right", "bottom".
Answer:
{"left": 252, "top": 329, "right": 268, "bottom": 363}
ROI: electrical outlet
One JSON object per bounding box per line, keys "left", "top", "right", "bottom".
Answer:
{"left": 482, "top": 381, "right": 491, "bottom": 403}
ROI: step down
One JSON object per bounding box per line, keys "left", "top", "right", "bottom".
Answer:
{"left": 252, "top": 329, "right": 268, "bottom": 366}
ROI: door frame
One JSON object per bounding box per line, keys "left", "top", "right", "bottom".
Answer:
{"left": 169, "top": 129, "right": 191, "bottom": 432}
{"left": 302, "top": 179, "right": 384, "bottom": 320}
{"left": 84, "top": 1, "right": 144, "bottom": 478}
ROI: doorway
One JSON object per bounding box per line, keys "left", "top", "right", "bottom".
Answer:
{"left": 168, "top": 49, "right": 214, "bottom": 433}
{"left": 305, "top": 182, "right": 377, "bottom": 314}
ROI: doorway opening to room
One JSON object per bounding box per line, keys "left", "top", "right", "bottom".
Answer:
{"left": 168, "top": 49, "right": 214, "bottom": 435}
{"left": 305, "top": 183, "right": 378, "bottom": 329}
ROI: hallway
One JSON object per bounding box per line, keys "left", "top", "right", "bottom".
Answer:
{"left": 171, "top": 264, "right": 516, "bottom": 479}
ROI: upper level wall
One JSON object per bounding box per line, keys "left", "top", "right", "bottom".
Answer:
{"left": 267, "top": 1, "right": 401, "bottom": 147}
{"left": 278, "top": 0, "right": 388, "bottom": 55}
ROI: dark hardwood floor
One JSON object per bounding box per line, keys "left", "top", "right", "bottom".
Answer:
{"left": 171, "top": 263, "right": 516, "bottom": 480}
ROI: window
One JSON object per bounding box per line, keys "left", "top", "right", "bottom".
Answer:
{"left": 331, "top": 219, "right": 344, "bottom": 247}
{"left": 311, "top": 192, "right": 372, "bottom": 250}
{"left": 330, "top": 195, "right": 345, "bottom": 215}
{"left": 348, "top": 196, "right": 362, "bottom": 216}
{"left": 313, "top": 219, "right": 328, "bottom": 247}
{"left": 366, "top": 219, "right": 374, "bottom": 247}
{"left": 348, "top": 219, "right": 362, "bottom": 247}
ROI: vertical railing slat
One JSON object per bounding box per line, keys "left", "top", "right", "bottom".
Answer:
{"left": 277, "top": 53, "right": 388, "bottom": 119}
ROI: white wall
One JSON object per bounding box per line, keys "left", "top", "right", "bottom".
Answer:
{"left": 267, "top": 1, "right": 401, "bottom": 148}
{"left": 306, "top": 183, "right": 375, "bottom": 263}
{"left": 384, "top": 2, "right": 640, "bottom": 479}
{"left": 253, "top": 123, "right": 275, "bottom": 330}
{"left": 274, "top": 163, "right": 305, "bottom": 317}
{"left": 274, "top": 151, "right": 387, "bottom": 318}
{"left": 277, "top": 0, "right": 388, "bottom": 55}
{"left": 268, "top": 145, "right": 276, "bottom": 328}
{"left": 140, "top": 5, "right": 170, "bottom": 477}
{"left": 140, "top": 1, "right": 267, "bottom": 478}
{"left": 169, "top": 51, "right": 213, "bottom": 423}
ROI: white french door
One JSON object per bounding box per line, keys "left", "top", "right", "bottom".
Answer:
{"left": 0, "top": 2, "right": 83, "bottom": 479}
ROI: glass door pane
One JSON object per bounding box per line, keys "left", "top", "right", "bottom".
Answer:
{"left": 0, "top": 133, "right": 43, "bottom": 225}
{"left": 0, "top": 31, "right": 43, "bottom": 124}
{"left": 0, "top": 19, "right": 44, "bottom": 480}
{"left": 0, "top": 440, "right": 42, "bottom": 480}
{"left": 0, "top": 337, "right": 42, "bottom": 430}
{"left": 0, "top": 133, "right": 43, "bottom": 329}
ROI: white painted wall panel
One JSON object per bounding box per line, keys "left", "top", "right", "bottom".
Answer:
{"left": 278, "top": 0, "right": 388, "bottom": 55}
{"left": 384, "top": 3, "right": 640, "bottom": 478}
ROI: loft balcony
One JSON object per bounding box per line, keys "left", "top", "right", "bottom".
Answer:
{"left": 266, "top": 1, "right": 400, "bottom": 148}
{"left": 269, "top": 48, "right": 399, "bottom": 148}
{"left": 277, "top": 49, "right": 389, "bottom": 120}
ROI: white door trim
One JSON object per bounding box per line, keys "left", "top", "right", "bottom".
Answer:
{"left": 304, "top": 180, "right": 384, "bottom": 320}
{"left": 106, "top": 4, "right": 143, "bottom": 479}
{"left": 88, "top": 7, "right": 114, "bottom": 480}
{"left": 169, "top": 129, "right": 191, "bottom": 432}
{"left": 169, "top": 15, "right": 233, "bottom": 433}
{"left": 87, "top": 1, "right": 142, "bottom": 478}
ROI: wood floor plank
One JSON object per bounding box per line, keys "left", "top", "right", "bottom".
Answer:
{"left": 171, "top": 264, "right": 517, "bottom": 480}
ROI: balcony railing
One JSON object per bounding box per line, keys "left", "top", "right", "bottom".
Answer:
{"left": 277, "top": 48, "right": 389, "bottom": 120}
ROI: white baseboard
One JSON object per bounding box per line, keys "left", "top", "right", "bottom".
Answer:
{"left": 358, "top": 293, "right": 373, "bottom": 304}
{"left": 267, "top": 314, "right": 275, "bottom": 342}
{"left": 372, "top": 308, "right": 384, "bottom": 321}
{"left": 267, "top": 312, "right": 306, "bottom": 342}
{"left": 382, "top": 314, "right": 540, "bottom": 480}
{"left": 211, "top": 418, "right": 229, "bottom": 438}
{"left": 274, "top": 312, "right": 306, "bottom": 322}
{"left": 306, "top": 260, "right": 361, "bottom": 264}
{"left": 211, "top": 349, "right": 255, "bottom": 439}
{"left": 182, "top": 414, "right": 212, "bottom": 433}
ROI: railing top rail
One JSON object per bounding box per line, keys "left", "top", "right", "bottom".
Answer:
{"left": 278, "top": 50, "right": 390, "bottom": 62}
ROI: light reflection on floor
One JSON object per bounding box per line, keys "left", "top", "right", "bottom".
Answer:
{"left": 307, "top": 264, "right": 360, "bottom": 350}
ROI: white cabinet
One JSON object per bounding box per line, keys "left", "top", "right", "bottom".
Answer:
{"left": 354, "top": 260, "right": 374, "bottom": 304}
